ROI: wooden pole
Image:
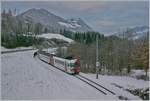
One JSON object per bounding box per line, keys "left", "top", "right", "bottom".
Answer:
{"left": 96, "top": 34, "right": 99, "bottom": 79}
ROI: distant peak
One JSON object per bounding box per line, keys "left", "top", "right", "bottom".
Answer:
{"left": 26, "top": 8, "right": 49, "bottom": 13}
{"left": 38, "top": 8, "right": 49, "bottom": 12}
{"left": 27, "top": 8, "right": 38, "bottom": 11}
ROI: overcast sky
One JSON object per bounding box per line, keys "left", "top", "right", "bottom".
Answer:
{"left": 2, "top": 1, "right": 149, "bottom": 35}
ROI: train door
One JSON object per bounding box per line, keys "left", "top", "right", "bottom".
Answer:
{"left": 64, "top": 61, "right": 67, "bottom": 72}
{"left": 66, "top": 62, "right": 70, "bottom": 73}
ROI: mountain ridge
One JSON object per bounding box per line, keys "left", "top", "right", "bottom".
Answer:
{"left": 113, "top": 25, "right": 149, "bottom": 40}
{"left": 16, "top": 8, "right": 93, "bottom": 33}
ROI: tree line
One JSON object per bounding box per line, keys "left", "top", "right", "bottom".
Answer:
{"left": 65, "top": 31, "right": 149, "bottom": 77}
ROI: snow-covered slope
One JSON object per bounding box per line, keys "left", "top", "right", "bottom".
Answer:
{"left": 37, "top": 33, "right": 74, "bottom": 43}
{"left": 2, "top": 50, "right": 148, "bottom": 100}
{"left": 82, "top": 73, "right": 148, "bottom": 90}
{"left": 81, "top": 73, "right": 149, "bottom": 100}
{"left": 67, "top": 18, "right": 93, "bottom": 32}
{"left": 2, "top": 50, "right": 117, "bottom": 100}
{"left": 1, "top": 46, "right": 34, "bottom": 52}
{"left": 58, "top": 22, "right": 76, "bottom": 28}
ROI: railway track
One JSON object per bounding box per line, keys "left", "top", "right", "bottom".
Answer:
{"left": 77, "top": 74, "right": 116, "bottom": 95}
{"left": 1, "top": 49, "right": 35, "bottom": 54}
{"left": 74, "top": 75, "right": 117, "bottom": 95}
{"left": 38, "top": 55, "right": 116, "bottom": 95}
{"left": 74, "top": 75, "right": 106, "bottom": 95}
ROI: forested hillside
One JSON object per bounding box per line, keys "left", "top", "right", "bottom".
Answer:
{"left": 1, "top": 9, "right": 42, "bottom": 48}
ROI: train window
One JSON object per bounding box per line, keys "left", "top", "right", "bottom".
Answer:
{"left": 70, "top": 63, "right": 74, "bottom": 67}
{"left": 67, "top": 63, "right": 70, "bottom": 67}
{"left": 70, "top": 63, "right": 75, "bottom": 67}
{"left": 55, "top": 59, "right": 64, "bottom": 65}
{"left": 64, "top": 62, "right": 78, "bottom": 67}
{"left": 68, "top": 63, "right": 70, "bottom": 67}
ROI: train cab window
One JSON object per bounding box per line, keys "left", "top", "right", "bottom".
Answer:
{"left": 70, "top": 63, "right": 74, "bottom": 67}
{"left": 75, "top": 61, "right": 80, "bottom": 67}
{"left": 67, "top": 63, "right": 73, "bottom": 67}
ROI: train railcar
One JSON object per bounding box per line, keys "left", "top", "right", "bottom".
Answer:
{"left": 37, "top": 51, "right": 80, "bottom": 74}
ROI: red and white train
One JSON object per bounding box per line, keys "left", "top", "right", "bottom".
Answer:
{"left": 37, "top": 51, "right": 80, "bottom": 74}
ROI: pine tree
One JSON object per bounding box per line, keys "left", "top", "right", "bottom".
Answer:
{"left": 44, "top": 28, "right": 48, "bottom": 33}
{"left": 34, "top": 23, "right": 43, "bottom": 35}
{"left": 2, "top": 9, "right": 6, "bottom": 16}
{"left": 8, "top": 9, "right": 12, "bottom": 16}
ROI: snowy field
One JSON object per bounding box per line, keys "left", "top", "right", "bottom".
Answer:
{"left": 1, "top": 50, "right": 149, "bottom": 100}
{"left": 81, "top": 73, "right": 149, "bottom": 99}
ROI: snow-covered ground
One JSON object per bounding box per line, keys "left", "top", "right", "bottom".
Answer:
{"left": 1, "top": 50, "right": 116, "bottom": 100}
{"left": 81, "top": 73, "right": 149, "bottom": 93}
{"left": 1, "top": 46, "right": 33, "bottom": 52}
{"left": 42, "top": 47, "right": 58, "bottom": 54}
{"left": 1, "top": 50, "right": 149, "bottom": 100}
{"left": 37, "top": 33, "right": 74, "bottom": 43}
{"left": 130, "top": 69, "right": 149, "bottom": 78}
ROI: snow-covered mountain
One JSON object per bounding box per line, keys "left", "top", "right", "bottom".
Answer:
{"left": 114, "top": 26, "right": 149, "bottom": 40}
{"left": 66, "top": 18, "right": 93, "bottom": 32}
{"left": 16, "top": 8, "right": 93, "bottom": 33}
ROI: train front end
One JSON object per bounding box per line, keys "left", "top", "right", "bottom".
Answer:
{"left": 70, "top": 58, "right": 80, "bottom": 74}
{"left": 74, "top": 58, "right": 80, "bottom": 74}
